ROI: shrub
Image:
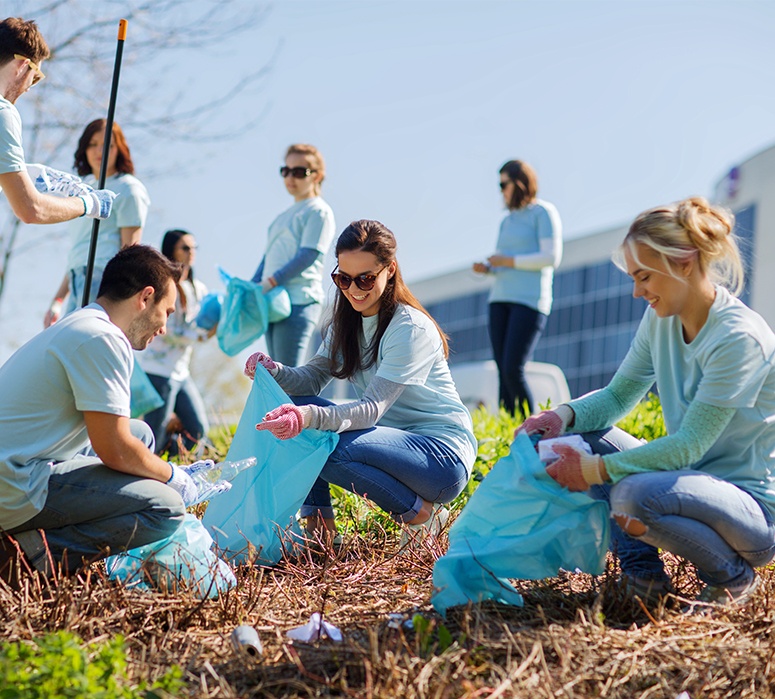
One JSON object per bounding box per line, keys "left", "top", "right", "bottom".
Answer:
{"left": 0, "top": 631, "right": 183, "bottom": 699}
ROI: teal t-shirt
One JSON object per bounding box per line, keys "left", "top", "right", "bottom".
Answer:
{"left": 0, "top": 304, "right": 132, "bottom": 529}
{"left": 488, "top": 199, "right": 562, "bottom": 314}
{"left": 66, "top": 172, "right": 150, "bottom": 270}
{"left": 263, "top": 196, "right": 335, "bottom": 305}
{"left": 618, "top": 286, "right": 775, "bottom": 515}
{"left": 317, "top": 305, "right": 477, "bottom": 467}
{"left": 0, "top": 96, "right": 25, "bottom": 176}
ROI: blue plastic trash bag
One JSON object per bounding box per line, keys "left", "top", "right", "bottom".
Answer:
{"left": 266, "top": 285, "right": 291, "bottom": 323}
{"left": 105, "top": 513, "right": 236, "bottom": 599}
{"left": 216, "top": 274, "right": 293, "bottom": 356}
{"left": 202, "top": 367, "right": 339, "bottom": 565}
{"left": 196, "top": 291, "right": 224, "bottom": 330}
{"left": 431, "top": 432, "right": 610, "bottom": 616}
{"left": 129, "top": 361, "right": 164, "bottom": 419}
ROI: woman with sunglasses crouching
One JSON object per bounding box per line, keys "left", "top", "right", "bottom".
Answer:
{"left": 472, "top": 159, "right": 562, "bottom": 418}
{"left": 245, "top": 220, "right": 477, "bottom": 543}
{"left": 250, "top": 144, "right": 335, "bottom": 366}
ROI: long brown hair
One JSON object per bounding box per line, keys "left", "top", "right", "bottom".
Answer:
{"left": 73, "top": 119, "right": 135, "bottom": 177}
{"left": 499, "top": 159, "right": 538, "bottom": 210}
{"left": 327, "top": 220, "right": 449, "bottom": 380}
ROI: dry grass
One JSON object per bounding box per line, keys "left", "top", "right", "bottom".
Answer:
{"left": 3, "top": 520, "right": 775, "bottom": 699}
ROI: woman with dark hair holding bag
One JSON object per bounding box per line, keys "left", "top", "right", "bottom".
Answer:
{"left": 44, "top": 118, "right": 150, "bottom": 325}
{"left": 138, "top": 229, "right": 211, "bottom": 456}
{"left": 473, "top": 159, "right": 562, "bottom": 417}
{"left": 245, "top": 220, "right": 476, "bottom": 542}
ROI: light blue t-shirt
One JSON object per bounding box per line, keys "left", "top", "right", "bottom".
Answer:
{"left": 0, "top": 95, "right": 25, "bottom": 175}
{"left": 317, "top": 305, "right": 477, "bottom": 467}
{"left": 0, "top": 304, "right": 132, "bottom": 529}
{"left": 263, "top": 196, "right": 335, "bottom": 305}
{"left": 618, "top": 286, "right": 775, "bottom": 515}
{"left": 488, "top": 199, "right": 562, "bottom": 315}
{"left": 66, "top": 172, "right": 150, "bottom": 270}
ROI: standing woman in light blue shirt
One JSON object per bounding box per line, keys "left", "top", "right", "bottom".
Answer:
{"left": 520, "top": 197, "right": 775, "bottom": 609}
{"left": 473, "top": 160, "right": 562, "bottom": 417}
{"left": 44, "top": 119, "right": 150, "bottom": 325}
{"left": 251, "top": 144, "right": 336, "bottom": 366}
{"left": 246, "top": 220, "right": 477, "bottom": 542}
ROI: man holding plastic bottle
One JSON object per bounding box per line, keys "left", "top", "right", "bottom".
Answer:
{"left": 0, "top": 245, "right": 201, "bottom": 589}
{"left": 0, "top": 17, "right": 115, "bottom": 224}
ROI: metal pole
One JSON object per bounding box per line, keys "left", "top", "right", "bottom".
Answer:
{"left": 81, "top": 18, "right": 128, "bottom": 307}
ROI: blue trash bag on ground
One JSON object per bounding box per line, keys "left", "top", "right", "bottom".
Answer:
{"left": 129, "top": 361, "right": 164, "bottom": 418}
{"left": 202, "top": 367, "right": 339, "bottom": 565}
{"left": 431, "top": 432, "right": 610, "bottom": 616}
{"left": 105, "top": 513, "right": 236, "bottom": 598}
{"left": 216, "top": 273, "right": 292, "bottom": 356}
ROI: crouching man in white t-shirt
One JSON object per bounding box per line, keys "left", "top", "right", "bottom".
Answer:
{"left": 0, "top": 245, "right": 198, "bottom": 589}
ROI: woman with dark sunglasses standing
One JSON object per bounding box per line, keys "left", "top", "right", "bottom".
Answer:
{"left": 250, "top": 144, "right": 336, "bottom": 366}
{"left": 245, "top": 220, "right": 477, "bottom": 543}
{"left": 137, "top": 229, "right": 212, "bottom": 456}
{"left": 473, "top": 160, "right": 562, "bottom": 418}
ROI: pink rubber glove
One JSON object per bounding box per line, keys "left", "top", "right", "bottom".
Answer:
{"left": 516, "top": 404, "right": 574, "bottom": 440}
{"left": 255, "top": 404, "right": 305, "bottom": 440}
{"left": 545, "top": 443, "right": 606, "bottom": 492}
{"left": 244, "top": 351, "right": 278, "bottom": 380}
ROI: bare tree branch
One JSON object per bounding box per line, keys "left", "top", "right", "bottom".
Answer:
{"left": 0, "top": 0, "right": 274, "bottom": 307}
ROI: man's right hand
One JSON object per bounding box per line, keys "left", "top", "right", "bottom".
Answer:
{"left": 166, "top": 465, "right": 198, "bottom": 506}
{"left": 81, "top": 189, "right": 117, "bottom": 219}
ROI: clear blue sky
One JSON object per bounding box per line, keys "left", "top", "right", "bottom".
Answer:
{"left": 3, "top": 0, "right": 775, "bottom": 361}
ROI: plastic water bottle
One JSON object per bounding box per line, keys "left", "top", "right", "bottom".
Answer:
{"left": 187, "top": 457, "right": 258, "bottom": 504}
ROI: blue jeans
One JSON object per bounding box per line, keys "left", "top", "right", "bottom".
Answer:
{"left": 266, "top": 302, "right": 322, "bottom": 367}
{"left": 584, "top": 427, "right": 775, "bottom": 587}
{"left": 144, "top": 374, "right": 209, "bottom": 456}
{"left": 489, "top": 302, "right": 547, "bottom": 418}
{"left": 64, "top": 266, "right": 104, "bottom": 315}
{"left": 9, "top": 420, "right": 186, "bottom": 575}
{"left": 295, "top": 397, "right": 470, "bottom": 523}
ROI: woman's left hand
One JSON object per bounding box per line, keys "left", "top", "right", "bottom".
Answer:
{"left": 545, "top": 444, "right": 607, "bottom": 491}
{"left": 487, "top": 254, "right": 513, "bottom": 269}
{"left": 255, "top": 404, "right": 310, "bottom": 439}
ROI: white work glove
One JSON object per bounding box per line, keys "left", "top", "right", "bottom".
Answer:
{"left": 27, "top": 163, "right": 92, "bottom": 197}
{"left": 179, "top": 459, "right": 233, "bottom": 505}
{"left": 80, "top": 189, "right": 117, "bottom": 220}
{"left": 165, "top": 465, "right": 198, "bottom": 506}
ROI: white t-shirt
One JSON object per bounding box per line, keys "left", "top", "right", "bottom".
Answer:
{"left": 137, "top": 278, "right": 207, "bottom": 381}
{"left": 0, "top": 304, "right": 132, "bottom": 529}
{"left": 263, "top": 196, "right": 335, "bottom": 305}
{"left": 0, "top": 95, "right": 25, "bottom": 176}
{"left": 317, "top": 304, "right": 477, "bottom": 463}
{"left": 66, "top": 172, "right": 150, "bottom": 270}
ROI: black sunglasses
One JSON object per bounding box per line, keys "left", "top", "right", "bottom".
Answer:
{"left": 331, "top": 265, "right": 388, "bottom": 291}
{"left": 499, "top": 181, "right": 510, "bottom": 191}
{"left": 179, "top": 244, "right": 197, "bottom": 252}
{"left": 280, "top": 166, "right": 317, "bottom": 179}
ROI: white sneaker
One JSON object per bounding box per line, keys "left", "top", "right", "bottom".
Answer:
{"left": 399, "top": 504, "right": 450, "bottom": 551}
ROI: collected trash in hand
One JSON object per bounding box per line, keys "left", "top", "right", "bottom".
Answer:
{"left": 537, "top": 434, "right": 593, "bottom": 464}
{"left": 184, "top": 457, "right": 258, "bottom": 505}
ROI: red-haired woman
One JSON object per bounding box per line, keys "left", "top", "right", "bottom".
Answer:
{"left": 246, "top": 220, "right": 476, "bottom": 541}
{"left": 44, "top": 118, "right": 150, "bottom": 325}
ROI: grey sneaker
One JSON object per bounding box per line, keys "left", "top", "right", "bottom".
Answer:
{"left": 693, "top": 574, "right": 761, "bottom": 608}
{"left": 399, "top": 504, "right": 450, "bottom": 551}
{"left": 620, "top": 574, "right": 675, "bottom": 605}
